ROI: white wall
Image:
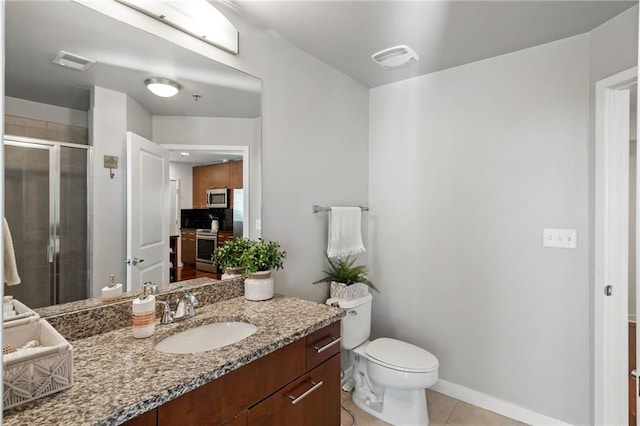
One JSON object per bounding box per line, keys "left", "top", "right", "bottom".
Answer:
{"left": 370, "top": 34, "right": 590, "bottom": 424}
{"left": 5, "top": 96, "right": 87, "bottom": 127}
{"left": 90, "top": 86, "right": 128, "bottom": 295}
{"left": 127, "top": 96, "right": 152, "bottom": 140}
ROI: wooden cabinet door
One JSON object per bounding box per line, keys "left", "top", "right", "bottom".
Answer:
{"left": 192, "top": 166, "right": 206, "bottom": 207}
{"left": 122, "top": 409, "right": 157, "bottom": 426}
{"left": 248, "top": 354, "right": 340, "bottom": 426}
{"left": 158, "top": 340, "right": 305, "bottom": 426}
{"left": 229, "top": 160, "right": 243, "bottom": 189}
{"left": 210, "top": 162, "right": 230, "bottom": 188}
{"left": 181, "top": 230, "right": 196, "bottom": 264}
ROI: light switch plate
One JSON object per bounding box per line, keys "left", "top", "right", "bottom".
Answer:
{"left": 543, "top": 228, "right": 577, "bottom": 249}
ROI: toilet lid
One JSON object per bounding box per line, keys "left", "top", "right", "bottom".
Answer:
{"left": 365, "top": 338, "right": 439, "bottom": 373}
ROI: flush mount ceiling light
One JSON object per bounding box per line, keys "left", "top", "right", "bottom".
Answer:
{"left": 371, "top": 45, "right": 419, "bottom": 69}
{"left": 116, "top": 0, "right": 239, "bottom": 54}
{"left": 145, "top": 77, "right": 181, "bottom": 97}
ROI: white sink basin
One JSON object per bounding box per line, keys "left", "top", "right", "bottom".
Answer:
{"left": 155, "top": 322, "right": 258, "bottom": 354}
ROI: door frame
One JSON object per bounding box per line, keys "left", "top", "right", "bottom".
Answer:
{"left": 594, "top": 66, "right": 637, "bottom": 425}
{"left": 160, "top": 144, "right": 250, "bottom": 238}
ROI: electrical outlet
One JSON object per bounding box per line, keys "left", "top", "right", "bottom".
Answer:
{"left": 542, "top": 228, "right": 577, "bottom": 249}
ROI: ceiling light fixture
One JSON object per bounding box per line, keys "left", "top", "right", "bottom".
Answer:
{"left": 116, "top": 0, "right": 239, "bottom": 54}
{"left": 145, "top": 77, "right": 181, "bottom": 97}
{"left": 371, "top": 45, "right": 419, "bottom": 69}
{"left": 180, "top": 152, "right": 190, "bottom": 156}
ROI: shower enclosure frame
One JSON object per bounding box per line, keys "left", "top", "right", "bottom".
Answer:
{"left": 4, "top": 135, "right": 93, "bottom": 306}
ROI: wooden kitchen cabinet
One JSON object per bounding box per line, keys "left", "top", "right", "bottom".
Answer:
{"left": 210, "top": 162, "right": 230, "bottom": 189}
{"left": 142, "top": 322, "right": 341, "bottom": 426}
{"left": 218, "top": 231, "right": 234, "bottom": 246}
{"left": 192, "top": 166, "right": 207, "bottom": 208}
{"left": 229, "top": 160, "right": 243, "bottom": 189}
{"left": 181, "top": 229, "right": 196, "bottom": 265}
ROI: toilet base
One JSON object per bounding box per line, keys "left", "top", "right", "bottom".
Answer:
{"left": 352, "top": 387, "right": 429, "bottom": 426}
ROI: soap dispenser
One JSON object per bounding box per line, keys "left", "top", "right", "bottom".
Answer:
{"left": 132, "top": 282, "right": 158, "bottom": 339}
{"left": 101, "top": 274, "right": 123, "bottom": 303}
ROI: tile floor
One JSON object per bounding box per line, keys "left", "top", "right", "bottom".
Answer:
{"left": 340, "top": 389, "right": 529, "bottom": 426}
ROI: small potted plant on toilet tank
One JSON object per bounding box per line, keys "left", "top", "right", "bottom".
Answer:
{"left": 240, "top": 239, "right": 286, "bottom": 301}
{"left": 313, "top": 253, "right": 379, "bottom": 300}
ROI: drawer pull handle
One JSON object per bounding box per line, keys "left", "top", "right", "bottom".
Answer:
{"left": 288, "top": 380, "right": 323, "bottom": 405}
{"left": 314, "top": 336, "right": 342, "bottom": 353}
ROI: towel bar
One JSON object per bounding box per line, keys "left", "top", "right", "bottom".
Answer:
{"left": 312, "top": 205, "right": 369, "bottom": 213}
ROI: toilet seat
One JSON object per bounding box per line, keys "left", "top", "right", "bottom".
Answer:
{"left": 365, "top": 338, "right": 439, "bottom": 373}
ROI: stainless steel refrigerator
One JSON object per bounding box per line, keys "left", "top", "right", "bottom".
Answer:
{"left": 233, "top": 189, "right": 244, "bottom": 238}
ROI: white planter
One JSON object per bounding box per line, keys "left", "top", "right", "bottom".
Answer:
{"left": 222, "top": 267, "right": 244, "bottom": 280}
{"left": 330, "top": 282, "right": 370, "bottom": 300}
{"left": 244, "top": 270, "right": 274, "bottom": 301}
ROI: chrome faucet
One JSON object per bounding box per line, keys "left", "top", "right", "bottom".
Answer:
{"left": 157, "top": 293, "right": 198, "bottom": 324}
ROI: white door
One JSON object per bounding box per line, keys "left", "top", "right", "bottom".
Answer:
{"left": 126, "top": 132, "right": 170, "bottom": 292}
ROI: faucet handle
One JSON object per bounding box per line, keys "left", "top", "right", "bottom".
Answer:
{"left": 157, "top": 300, "right": 174, "bottom": 325}
{"left": 184, "top": 292, "right": 198, "bottom": 307}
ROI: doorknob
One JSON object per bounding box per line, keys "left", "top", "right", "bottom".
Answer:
{"left": 124, "top": 257, "right": 144, "bottom": 266}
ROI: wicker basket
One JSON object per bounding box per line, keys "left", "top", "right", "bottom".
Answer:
{"left": 3, "top": 317, "right": 73, "bottom": 410}
{"left": 3, "top": 298, "right": 38, "bottom": 325}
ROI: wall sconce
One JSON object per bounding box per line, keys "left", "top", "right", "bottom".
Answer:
{"left": 145, "top": 77, "right": 181, "bottom": 97}
{"left": 104, "top": 155, "right": 118, "bottom": 179}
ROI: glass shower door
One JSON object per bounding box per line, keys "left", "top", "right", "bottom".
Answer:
{"left": 4, "top": 140, "right": 89, "bottom": 308}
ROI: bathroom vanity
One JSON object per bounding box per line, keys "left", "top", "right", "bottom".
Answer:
{"left": 127, "top": 322, "right": 340, "bottom": 425}
{"left": 2, "top": 278, "right": 344, "bottom": 425}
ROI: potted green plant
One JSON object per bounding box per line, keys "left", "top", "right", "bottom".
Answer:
{"left": 240, "top": 239, "right": 286, "bottom": 301}
{"left": 212, "top": 237, "right": 253, "bottom": 279}
{"left": 313, "top": 253, "right": 379, "bottom": 300}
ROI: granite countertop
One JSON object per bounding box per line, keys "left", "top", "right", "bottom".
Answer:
{"left": 4, "top": 295, "right": 344, "bottom": 426}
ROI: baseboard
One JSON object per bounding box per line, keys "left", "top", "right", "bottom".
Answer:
{"left": 431, "top": 379, "right": 573, "bottom": 426}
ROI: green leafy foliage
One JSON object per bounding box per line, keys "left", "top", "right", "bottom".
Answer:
{"left": 212, "top": 237, "right": 253, "bottom": 271}
{"left": 240, "top": 239, "right": 286, "bottom": 273}
{"left": 313, "top": 253, "right": 379, "bottom": 293}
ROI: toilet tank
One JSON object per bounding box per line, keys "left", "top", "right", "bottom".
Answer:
{"left": 327, "top": 293, "right": 372, "bottom": 350}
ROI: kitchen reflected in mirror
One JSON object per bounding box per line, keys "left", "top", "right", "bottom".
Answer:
{"left": 3, "top": 0, "right": 262, "bottom": 311}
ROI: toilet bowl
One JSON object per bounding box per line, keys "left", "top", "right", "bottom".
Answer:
{"left": 327, "top": 294, "right": 439, "bottom": 425}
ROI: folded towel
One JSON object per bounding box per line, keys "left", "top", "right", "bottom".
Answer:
{"left": 327, "top": 207, "right": 366, "bottom": 258}
{"left": 4, "top": 217, "right": 21, "bottom": 286}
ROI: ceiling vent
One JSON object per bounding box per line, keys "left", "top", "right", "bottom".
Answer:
{"left": 51, "top": 50, "right": 96, "bottom": 72}
{"left": 371, "top": 45, "right": 419, "bottom": 69}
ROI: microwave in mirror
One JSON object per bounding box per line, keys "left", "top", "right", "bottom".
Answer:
{"left": 207, "top": 189, "right": 228, "bottom": 208}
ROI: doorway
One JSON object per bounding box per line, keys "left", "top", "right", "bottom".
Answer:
{"left": 594, "top": 67, "right": 637, "bottom": 425}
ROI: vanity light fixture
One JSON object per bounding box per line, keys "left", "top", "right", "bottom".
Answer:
{"left": 116, "top": 0, "right": 239, "bottom": 54}
{"left": 145, "top": 77, "right": 181, "bottom": 97}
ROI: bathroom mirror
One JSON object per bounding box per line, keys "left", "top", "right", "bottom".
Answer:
{"left": 3, "top": 0, "right": 262, "bottom": 313}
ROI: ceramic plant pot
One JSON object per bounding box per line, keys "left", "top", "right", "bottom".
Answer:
{"left": 222, "top": 267, "right": 244, "bottom": 280}
{"left": 244, "top": 270, "right": 274, "bottom": 301}
{"left": 329, "top": 281, "right": 370, "bottom": 300}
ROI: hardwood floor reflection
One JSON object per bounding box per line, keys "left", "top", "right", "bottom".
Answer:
{"left": 176, "top": 264, "right": 220, "bottom": 281}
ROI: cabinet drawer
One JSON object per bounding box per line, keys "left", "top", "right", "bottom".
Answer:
{"left": 158, "top": 339, "right": 305, "bottom": 425}
{"left": 248, "top": 354, "right": 340, "bottom": 426}
{"left": 305, "top": 321, "right": 341, "bottom": 371}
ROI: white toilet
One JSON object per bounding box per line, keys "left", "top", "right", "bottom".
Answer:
{"left": 328, "top": 293, "right": 439, "bottom": 426}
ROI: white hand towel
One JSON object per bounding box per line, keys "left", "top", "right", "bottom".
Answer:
{"left": 4, "top": 217, "right": 21, "bottom": 286}
{"left": 327, "top": 207, "right": 366, "bottom": 258}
